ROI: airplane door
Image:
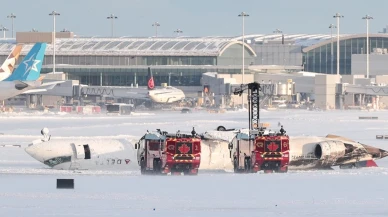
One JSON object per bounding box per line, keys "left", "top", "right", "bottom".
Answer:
{"left": 71, "top": 143, "right": 85, "bottom": 159}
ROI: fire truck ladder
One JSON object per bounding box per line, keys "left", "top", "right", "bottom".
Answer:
{"left": 233, "top": 82, "right": 261, "bottom": 131}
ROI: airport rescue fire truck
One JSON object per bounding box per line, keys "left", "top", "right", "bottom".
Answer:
{"left": 229, "top": 82, "right": 290, "bottom": 173}
{"left": 135, "top": 128, "right": 201, "bottom": 175}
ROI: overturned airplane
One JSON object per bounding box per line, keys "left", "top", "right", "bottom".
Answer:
{"left": 24, "top": 127, "right": 388, "bottom": 171}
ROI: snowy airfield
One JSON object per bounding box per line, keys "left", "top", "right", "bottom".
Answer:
{"left": 1, "top": 109, "right": 388, "bottom": 216}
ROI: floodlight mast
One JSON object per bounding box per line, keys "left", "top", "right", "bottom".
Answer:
{"left": 233, "top": 82, "right": 261, "bottom": 131}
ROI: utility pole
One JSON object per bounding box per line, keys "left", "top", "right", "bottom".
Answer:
{"left": 7, "top": 13, "right": 16, "bottom": 38}
{"left": 333, "top": 13, "right": 344, "bottom": 79}
{"left": 362, "top": 15, "right": 373, "bottom": 79}
{"left": 152, "top": 22, "right": 160, "bottom": 37}
{"left": 107, "top": 14, "right": 118, "bottom": 37}
{"left": 174, "top": 29, "right": 183, "bottom": 36}
{"left": 238, "top": 12, "right": 249, "bottom": 109}
{"left": 329, "top": 24, "right": 336, "bottom": 74}
{"left": 0, "top": 25, "right": 8, "bottom": 38}
{"left": 49, "top": 11, "right": 60, "bottom": 74}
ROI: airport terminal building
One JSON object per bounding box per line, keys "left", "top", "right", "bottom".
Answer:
{"left": 242, "top": 33, "right": 388, "bottom": 76}
{"left": 0, "top": 32, "right": 256, "bottom": 87}
{"left": 1, "top": 32, "right": 388, "bottom": 87}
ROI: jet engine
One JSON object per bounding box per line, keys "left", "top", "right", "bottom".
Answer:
{"left": 314, "top": 140, "right": 346, "bottom": 166}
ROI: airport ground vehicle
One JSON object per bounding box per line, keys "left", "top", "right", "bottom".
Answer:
{"left": 135, "top": 128, "right": 201, "bottom": 175}
{"left": 229, "top": 82, "right": 289, "bottom": 173}
{"left": 228, "top": 125, "right": 290, "bottom": 173}
{"left": 106, "top": 103, "right": 134, "bottom": 115}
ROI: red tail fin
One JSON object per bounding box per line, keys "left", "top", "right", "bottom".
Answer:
{"left": 365, "top": 160, "right": 378, "bottom": 167}
{"left": 147, "top": 66, "right": 155, "bottom": 90}
{"left": 148, "top": 76, "right": 155, "bottom": 90}
{"left": 340, "top": 160, "right": 378, "bottom": 169}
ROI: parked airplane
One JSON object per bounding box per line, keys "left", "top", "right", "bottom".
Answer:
{"left": 24, "top": 127, "right": 388, "bottom": 171}
{"left": 146, "top": 67, "right": 185, "bottom": 103}
{"left": 79, "top": 67, "right": 185, "bottom": 107}
{"left": 0, "top": 44, "right": 23, "bottom": 81}
{"left": 148, "top": 86, "right": 185, "bottom": 104}
{"left": 0, "top": 42, "right": 64, "bottom": 100}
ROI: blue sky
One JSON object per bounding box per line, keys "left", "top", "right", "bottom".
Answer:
{"left": 1, "top": 0, "right": 387, "bottom": 37}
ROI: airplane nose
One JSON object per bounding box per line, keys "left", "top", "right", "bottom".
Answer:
{"left": 25, "top": 144, "right": 45, "bottom": 163}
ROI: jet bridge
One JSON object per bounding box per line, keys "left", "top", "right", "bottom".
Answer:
{"left": 342, "top": 84, "right": 388, "bottom": 96}
{"left": 80, "top": 85, "right": 149, "bottom": 99}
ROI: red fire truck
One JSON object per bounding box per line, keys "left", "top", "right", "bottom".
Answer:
{"left": 252, "top": 130, "right": 289, "bottom": 172}
{"left": 228, "top": 126, "right": 289, "bottom": 173}
{"left": 135, "top": 128, "right": 201, "bottom": 175}
{"left": 229, "top": 82, "right": 290, "bottom": 173}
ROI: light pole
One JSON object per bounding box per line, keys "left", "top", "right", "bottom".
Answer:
{"left": 168, "top": 72, "right": 179, "bottom": 86}
{"left": 168, "top": 72, "right": 173, "bottom": 86}
{"left": 333, "top": 13, "right": 344, "bottom": 79}
{"left": 0, "top": 25, "right": 8, "bottom": 38}
{"left": 49, "top": 11, "right": 60, "bottom": 74}
{"left": 7, "top": 13, "right": 16, "bottom": 38}
{"left": 273, "top": 28, "right": 282, "bottom": 34}
{"left": 107, "top": 14, "right": 118, "bottom": 37}
{"left": 152, "top": 22, "right": 160, "bottom": 37}
{"left": 238, "top": 12, "right": 249, "bottom": 109}
{"left": 362, "top": 15, "right": 373, "bottom": 79}
{"left": 174, "top": 29, "right": 183, "bottom": 36}
{"left": 329, "top": 24, "right": 336, "bottom": 74}
{"left": 60, "top": 28, "right": 70, "bottom": 32}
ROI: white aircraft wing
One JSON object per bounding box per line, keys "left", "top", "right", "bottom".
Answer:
{"left": 23, "top": 89, "right": 48, "bottom": 94}
{"left": 41, "top": 81, "right": 65, "bottom": 87}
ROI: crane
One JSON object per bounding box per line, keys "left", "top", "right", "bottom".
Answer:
{"left": 231, "top": 82, "right": 290, "bottom": 173}
{"left": 233, "top": 82, "right": 261, "bottom": 131}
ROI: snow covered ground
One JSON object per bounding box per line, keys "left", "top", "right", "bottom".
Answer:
{"left": 0, "top": 109, "right": 388, "bottom": 216}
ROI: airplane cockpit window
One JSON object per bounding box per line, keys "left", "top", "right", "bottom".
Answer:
{"left": 43, "top": 156, "right": 71, "bottom": 167}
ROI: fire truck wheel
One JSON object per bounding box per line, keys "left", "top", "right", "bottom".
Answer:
{"left": 244, "top": 157, "right": 251, "bottom": 172}
{"left": 233, "top": 158, "right": 238, "bottom": 172}
{"left": 153, "top": 158, "right": 162, "bottom": 174}
{"left": 216, "top": 126, "right": 226, "bottom": 131}
{"left": 275, "top": 166, "right": 288, "bottom": 173}
{"left": 140, "top": 158, "right": 146, "bottom": 174}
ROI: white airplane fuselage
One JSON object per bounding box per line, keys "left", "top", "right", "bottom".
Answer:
{"left": 25, "top": 138, "right": 138, "bottom": 170}
{"left": 25, "top": 131, "right": 386, "bottom": 171}
{"left": 0, "top": 80, "right": 42, "bottom": 100}
{"left": 200, "top": 131, "right": 383, "bottom": 170}
{"left": 148, "top": 86, "right": 185, "bottom": 103}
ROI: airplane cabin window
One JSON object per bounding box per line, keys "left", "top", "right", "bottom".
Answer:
{"left": 83, "top": 144, "right": 91, "bottom": 159}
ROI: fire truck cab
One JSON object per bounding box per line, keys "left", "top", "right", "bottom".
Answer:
{"left": 253, "top": 130, "right": 289, "bottom": 173}
{"left": 228, "top": 125, "right": 290, "bottom": 173}
{"left": 228, "top": 132, "right": 256, "bottom": 173}
{"left": 135, "top": 128, "right": 201, "bottom": 175}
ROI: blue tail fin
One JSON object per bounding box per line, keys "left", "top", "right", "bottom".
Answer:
{"left": 5, "top": 42, "right": 47, "bottom": 81}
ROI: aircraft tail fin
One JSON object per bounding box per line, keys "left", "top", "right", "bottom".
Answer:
{"left": 147, "top": 66, "right": 155, "bottom": 90}
{"left": 5, "top": 43, "right": 47, "bottom": 82}
{"left": 0, "top": 44, "right": 23, "bottom": 76}
{"left": 364, "top": 160, "right": 378, "bottom": 167}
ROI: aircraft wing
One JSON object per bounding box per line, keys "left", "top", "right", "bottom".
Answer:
{"left": 23, "top": 89, "right": 48, "bottom": 94}
{"left": 22, "top": 81, "right": 64, "bottom": 94}
{"left": 41, "top": 81, "right": 65, "bottom": 87}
